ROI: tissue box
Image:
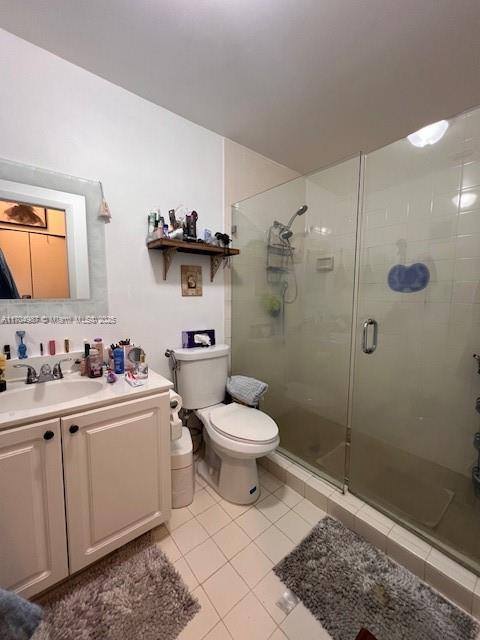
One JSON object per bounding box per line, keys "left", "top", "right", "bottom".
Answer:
{"left": 182, "top": 329, "right": 216, "bottom": 349}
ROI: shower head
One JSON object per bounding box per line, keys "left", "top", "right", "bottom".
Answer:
{"left": 296, "top": 205, "right": 308, "bottom": 217}
{"left": 279, "top": 205, "right": 308, "bottom": 240}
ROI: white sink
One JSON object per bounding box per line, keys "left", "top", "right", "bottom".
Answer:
{"left": 1, "top": 379, "right": 103, "bottom": 412}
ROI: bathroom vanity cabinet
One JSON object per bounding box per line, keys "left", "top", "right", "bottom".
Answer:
{"left": 0, "top": 389, "right": 171, "bottom": 598}
{"left": 62, "top": 394, "right": 171, "bottom": 572}
{"left": 0, "top": 418, "right": 69, "bottom": 598}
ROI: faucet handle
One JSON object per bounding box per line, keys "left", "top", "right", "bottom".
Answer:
{"left": 53, "top": 358, "right": 72, "bottom": 379}
{"left": 13, "top": 364, "right": 38, "bottom": 384}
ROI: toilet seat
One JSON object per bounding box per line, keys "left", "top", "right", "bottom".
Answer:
{"left": 209, "top": 403, "right": 278, "bottom": 444}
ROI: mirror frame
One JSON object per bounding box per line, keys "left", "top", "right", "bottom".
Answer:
{"left": 0, "top": 158, "right": 107, "bottom": 318}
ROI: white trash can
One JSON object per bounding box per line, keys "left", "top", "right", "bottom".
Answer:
{"left": 171, "top": 427, "right": 194, "bottom": 508}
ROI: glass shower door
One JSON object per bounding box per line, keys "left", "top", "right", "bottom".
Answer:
{"left": 349, "top": 108, "right": 480, "bottom": 573}
{"left": 232, "top": 156, "right": 361, "bottom": 488}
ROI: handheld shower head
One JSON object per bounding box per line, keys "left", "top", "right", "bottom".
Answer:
{"left": 296, "top": 205, "right": 308, "bottom": 216}
{"left": 279, "top": 205, "right": 308, "bottom": 240}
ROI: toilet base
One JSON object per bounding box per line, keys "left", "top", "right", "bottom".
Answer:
{"left": 197, "top": 445, "right": 260, "bottom": 505}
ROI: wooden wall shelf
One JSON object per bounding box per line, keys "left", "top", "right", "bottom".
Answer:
{"left": 147, "top": 238, "right": 240, "bottom": 281}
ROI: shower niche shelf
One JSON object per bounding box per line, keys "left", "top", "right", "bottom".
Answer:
{"left": 147, "top": 238, "right": 240, "bottom": 281}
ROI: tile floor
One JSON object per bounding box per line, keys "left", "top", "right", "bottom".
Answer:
{"left": 155, "top": 467, "right": 332, "bottom": 640}
{"left": 156, "top": 456, "right": 480, "bottom": 638}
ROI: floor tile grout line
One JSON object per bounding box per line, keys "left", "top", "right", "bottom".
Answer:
{"left": 192, "top": 561, "right": 285, "bottom": 640}
{"left": 183, "top": 534, "right": 229, "bottom": 581}
{"left": 178, "top": 471, "right": 321, "bottom": 637}
{"left": 168, "top": 479, "right": 330, "bottom": 639}
{"left": 201, "top": 563, "right": 258, "bottom": 622}
{"left": 222, "top": 589, "right": 280, "bottom": 639}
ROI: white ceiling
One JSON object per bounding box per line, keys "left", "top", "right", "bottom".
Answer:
{"left": 1, "top": 0, "right": 480, "bottom": 174}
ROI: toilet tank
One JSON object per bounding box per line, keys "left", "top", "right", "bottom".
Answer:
{"left": 173, "top": 344, "right": 229, "bottom": 409}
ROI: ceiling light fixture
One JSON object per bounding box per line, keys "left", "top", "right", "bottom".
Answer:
{"left": 407, "top": 120, "right": 449, "bottom": 148}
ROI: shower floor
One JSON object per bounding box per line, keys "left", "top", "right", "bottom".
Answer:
{"left": 278, "top": 409, "right": 480, "bottom": 573}
{"left": 277, "top": 408, "right": 346, "bottom": 485}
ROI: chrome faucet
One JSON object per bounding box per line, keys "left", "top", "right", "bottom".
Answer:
{"left": 52, "top": 359, "right": 72, "bottom": 380}
{"left": 13, "top": 364, "right": 38, "bottom": 384}
{"left": 14, "top": 358, "right": 72, "bottom": 384}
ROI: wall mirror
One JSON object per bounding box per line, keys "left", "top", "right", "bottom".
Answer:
{"left": 0, "top": 158, "right": 108, "bottom": 316}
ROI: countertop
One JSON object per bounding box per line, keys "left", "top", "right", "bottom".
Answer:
{"left": 0, "top": 369, "right": 174, "bottom": 430}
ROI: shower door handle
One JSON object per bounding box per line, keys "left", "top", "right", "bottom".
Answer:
{"left": 362, "top": 319, "right": 378, "bottom": 354}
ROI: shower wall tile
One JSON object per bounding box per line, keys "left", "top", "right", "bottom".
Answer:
{"left": 458, "top": 210, "right": 480, "bottom": 235}
{"left": 284, "top": 465, "right": 311, "bottom": 496}
{"left": 354, "top": 505, "right": 395, "bottom": 552}
{"left": 462, "top": 162, "right": 480, "bottom": 189}
{"left": 425, "top": 549, "right": 476, "bottom": 612}
{"left": 267, "top": 453, "right": 293, "bottom": 482}
{"left": 386, "top": 525, "right": 431, "bottom": 580}
{"left": 472, "top": 580, "right": 480, "bottom": 619}
{"left": 327, "top": 491, "right": 364, "bottom": 530}
{"left": 304, "top": 475, "right": 337, "bottom": 510}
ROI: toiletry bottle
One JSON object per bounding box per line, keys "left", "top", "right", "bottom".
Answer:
{"left": 87, "top": 347, "right": 103, "bottom": 378}
{"left": 113, "top": 346, "right": 124, "bottom": 374}
{"left": 137, "top": 352, "right": 149, "bottom": 379}
{"left": 152, "top": 212, "right": 159, "bottom": 238}
{"left": 80, "top": 343, "right": 90, "bottom": 376}
{"left": 48, "top": 340, "right": 56, "bottom": 356}
{"left": 107, "top": 346, "right": 114, "bottom": 370}
{"left": 64, "top": 338, "right": 70, "bottom": 354}
{"left": 0, "top": 352, "right": 6, "bottom": 392}
{"left": 93, "top": 338, "right": 104, "bottom": 363}
{"left": 147, "top": 210, "right": 156, "bottom": 241}
{"left": 3, "top": 345, "right": 10, "bottom": 360}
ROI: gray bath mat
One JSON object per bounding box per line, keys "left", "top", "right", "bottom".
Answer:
{"left": 274, "top": 517, "right": 479, "bottom": 640}
{"left": 32, "top": 533, "right": 199, "bottom": 640}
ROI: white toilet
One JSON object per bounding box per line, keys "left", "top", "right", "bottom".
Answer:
{"left": 173, "top": 344, "right": 279, "bottom": 504}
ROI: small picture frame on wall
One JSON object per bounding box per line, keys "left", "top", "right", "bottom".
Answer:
{"left": 181, "top": 265, "right": 203, "bottom": 296}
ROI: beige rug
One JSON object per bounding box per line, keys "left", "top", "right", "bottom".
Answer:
{"left": 32, "top": 533, "right": 199, "bottom": 640}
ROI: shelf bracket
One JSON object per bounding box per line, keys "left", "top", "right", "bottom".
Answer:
{"left": 210, "top": 254, "right": 226, "bottom": 282}
{"left": 163, "top": 247, "right": 176, "bottom": 280}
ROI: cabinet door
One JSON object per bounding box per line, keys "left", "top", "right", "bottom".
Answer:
{"left": 62, "top": 394, "right": 171, "bottom": 572}
{"left": 0, "top": 419, "right": 69, "bottom": 598}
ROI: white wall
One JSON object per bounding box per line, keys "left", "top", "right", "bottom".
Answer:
{"left": 0, "top": 29, "right": 225, "bottom": 377}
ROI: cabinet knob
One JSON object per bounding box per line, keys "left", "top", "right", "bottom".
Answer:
{"left": 69, "top": 424, "right": 79, "bottom": 434}
{"left": 43, "top": 430, "right": 55, "bottom": 440}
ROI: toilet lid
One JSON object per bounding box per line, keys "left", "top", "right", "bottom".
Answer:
{"left": 209, "top": 403, "right": 278, "bottom": 443}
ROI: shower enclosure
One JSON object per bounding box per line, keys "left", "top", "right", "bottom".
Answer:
{"left": 231, "top": 105, "right": 480, "bottom": 574}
